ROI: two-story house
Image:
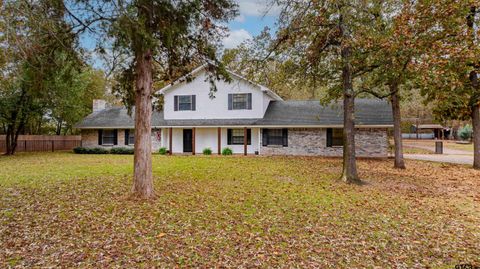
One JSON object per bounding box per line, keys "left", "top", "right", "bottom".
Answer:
{"left": 75, "top": 65, "right": 393, "bottom": 157}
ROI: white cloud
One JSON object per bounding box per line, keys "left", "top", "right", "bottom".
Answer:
{"left": 237, "top": 0, "right": 280, "bottom": 17}
{"left": 235, "top": 14, "right": 246, "bottom": 23}
{"left": 223, "top": 29, "right": 252, "bottom": 49}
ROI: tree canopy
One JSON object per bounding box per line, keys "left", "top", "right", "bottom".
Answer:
{"left": 0, "top": 0, "right": 105, "bottom": 154}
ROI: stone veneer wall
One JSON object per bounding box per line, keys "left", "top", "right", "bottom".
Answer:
{"left": 259, "top": 128, "right": 388, "bottom": 158}
{"left": 81, "top": 129, "right": 162, "bottom": 151}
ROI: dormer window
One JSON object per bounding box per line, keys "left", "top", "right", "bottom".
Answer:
{"left": 228, "top": 93, "right": 252, "bottom": 110}
{"left": 174, "top": 95, "right": 196, "bottom": 111}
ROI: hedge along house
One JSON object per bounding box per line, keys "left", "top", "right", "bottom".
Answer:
{"left": 75, "top": 66, "right": 393, "bottom": 157}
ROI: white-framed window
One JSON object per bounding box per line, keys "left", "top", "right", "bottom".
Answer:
{"left": 233, "top": 94, "right": 247, "bottom": 109}
{"left": 228, "top": 93, "right": 252, "bottom": 110}
{"left": 174, "top": 95, "right": 196, "bottom": 111}
{"left": 227, "top": 129, "right": 251, "bottom": 145}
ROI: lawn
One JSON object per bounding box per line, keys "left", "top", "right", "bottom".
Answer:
{"left": 1, "top": 153, "right": 479, "bottom": 267}
{"left": 403, "top": 139, "right": 474, "bottom": 154}
{"left": 402, "top": 146, "right": 434, "bottom": 154}
{"left": 444, "top": 141, "right": 474, "bottom": 152}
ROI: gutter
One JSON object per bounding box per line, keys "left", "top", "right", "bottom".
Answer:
{"left": 76, "top": 124, "right": 394, "bottom": 129}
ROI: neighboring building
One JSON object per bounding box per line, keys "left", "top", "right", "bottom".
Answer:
{"left": 75, "top": 66, "right": 393, "bottom": 157}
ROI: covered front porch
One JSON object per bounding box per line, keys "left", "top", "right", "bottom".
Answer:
{"left": 160, "top": 127, "right": 261, "bottom": 155}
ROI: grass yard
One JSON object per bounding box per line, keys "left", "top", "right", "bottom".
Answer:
{"left": 402, "top": 146, "right": 434, "bottom": 154}
{"left": 444, "top": 142, "right": 474, "bottom": 152}
{"left": 1, "top": 153, "right": 479, "bottom": 267}
{"left": 403, "top": 139, "right": 474, "bottom": 154}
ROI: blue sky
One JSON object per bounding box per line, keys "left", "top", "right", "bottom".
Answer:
{"left": 80, "top": 1, "right": 278, "bottom": 68}
{"left": 79, "top": 1, "right": 278, "bottom": 50}
{"left": 223, "top": 0, "right": 279, "bottom": 48}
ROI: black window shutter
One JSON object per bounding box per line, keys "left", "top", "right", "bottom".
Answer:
{"left": 228, "top": 94, "right": 233, "bottom": 110}
{"left": 125, "top": 129, "right": 129, "bottom": 145}
{"left": 227, "top": 129, "right": 232, "bottom": 145}
{"left": 262, "top": 129, "right": 268, "bottom": 146}
{"left": 98, "top": 130, "right": 103, "bottom": 145}
{"left": 247, "top": 93, "right": 252, "bottom": 110}
{"left": 282, "top": 128, "right": 288, "bottom": 147}
{"left": 174, "top": 96, "right": 179, "bottom": 111}
{"left": 247, "top": 129, "right": 251, "bottom": 145}
{"left": 191, "top": 95, "right": 196, "bottom": 111}
{"left": 113, "top": 129, "right": 118, "bottom": 145}
{"left": 326, "top": 128, "right": 333, "bottom": 147}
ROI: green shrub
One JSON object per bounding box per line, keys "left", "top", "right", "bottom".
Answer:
{"left": 159, "top": 147, "right": 168, "bottom": 155}
{"left": 110, "top": 147, "right": 134, "bottom": 154}
{"left": 458, "top": 125, "right": 473, "bottom": 141}
{"left": 202, "top": 147, "right": 212, "bottom": 155}
{"left": 221, "top": 147, "right": 233, "bottom": 156}
{"left": 90, "top": 147, "right": 110, "bottom": 154}
{"left": 73, "top": 147, "right": 109, "bottom": 154}
{"left": 73, "top": 147, "right": 86, "bottom": 154}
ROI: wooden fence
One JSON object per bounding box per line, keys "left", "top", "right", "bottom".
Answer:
{"left": 0, "top": 135, "right": 81, "bottom": 153}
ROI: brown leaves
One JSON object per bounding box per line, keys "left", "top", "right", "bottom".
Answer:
{"left": 0, "top": 153, "right": 479, "bottom": 267}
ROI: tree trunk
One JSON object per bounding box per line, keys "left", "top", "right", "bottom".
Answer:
{"left": 390, "top": 85, "right": 406, "bottom": 169}
{"left": 5, "top": 121, "right": 23, "bottom": 155}
{"left": 5, "top": 127, "right": 12, "bottom": 155}
{"left": 55, "top": 119, "right": 63, "bottom": 135}
{"left": 340, "top": 45, "right": 360, "bottom": 184}
{"left": 131, "top": 48, "right": 155, "bottom": 199}
{"left": 473, "top": 104, "right": 480, "bottom": 169}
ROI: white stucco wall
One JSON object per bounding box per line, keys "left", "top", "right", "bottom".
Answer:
{"left": 162, "top": 70, "right": 274, "bottom": 120}
{"left": 161, "top": 127, "right": 260, "bottom": 154}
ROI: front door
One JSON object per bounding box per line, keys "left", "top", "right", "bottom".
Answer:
{"left": 183, "top": 129, "right": 193, "bottom": 153}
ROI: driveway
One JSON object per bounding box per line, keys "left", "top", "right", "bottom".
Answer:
{"left": 404, "top": 153, "right": 473, "bottom": 165}
{"left": 403, "top": 140, "right": 474, "bottom": 165}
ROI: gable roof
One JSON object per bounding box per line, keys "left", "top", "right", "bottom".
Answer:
{"left": 75, "top": 99, "right": 393, "bottom": 129}
{"left": 157, "top": 64, "right": 283, "bottom": 101}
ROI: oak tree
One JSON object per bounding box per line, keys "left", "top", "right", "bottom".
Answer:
{"left": 420, "top": 3, "right": 479, "bottom": 168}
{"left": 269, "top": 0, "right": 389, "bottom": 183}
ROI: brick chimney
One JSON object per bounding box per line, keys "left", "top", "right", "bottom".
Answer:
{"left": 93, "top": 99, "right": 107, "bottom": 113}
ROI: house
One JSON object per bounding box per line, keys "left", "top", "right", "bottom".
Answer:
{"left": 75, "top": 66, "right": 393, "bottom": 157}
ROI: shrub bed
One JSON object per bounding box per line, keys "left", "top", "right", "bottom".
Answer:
{"left": 73, "top": 147, "right": 109, "bottom": 154}
{"left": 110, "top": 147, "right": 134, "bottom": 155}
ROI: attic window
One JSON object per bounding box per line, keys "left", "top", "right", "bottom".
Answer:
{"left": 228, "top": 93, "right": 252, "bottom": 110}
{"left": 174, "top": 95, "right": 196, "bottom": 111}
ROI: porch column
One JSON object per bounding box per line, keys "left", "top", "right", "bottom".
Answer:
{"left": 244, "top": 127, "right": 247, "bottom": 156}
{"left": 169, "top": 128, "right": 173, "bottom": 155}
{"left": 217, "top": 127, "right": 221, "bottom": 155}
{"left": 192, "top": 127, "right": 196, "bottom": 155}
